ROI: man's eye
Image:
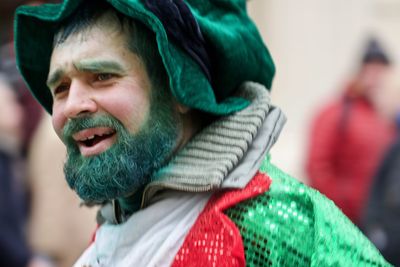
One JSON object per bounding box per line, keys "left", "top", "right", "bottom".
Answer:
{"left": 53, "top": 83, "right": 70, "bottom": 95}
{"left": 96, "top": 73, "right": 114, "bottom": 81}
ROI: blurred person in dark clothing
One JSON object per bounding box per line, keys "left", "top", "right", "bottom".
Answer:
{"left": 306, "top": 38, "right": 395, "bottom": 226}
{"left": 0, "top": 73, "right": 28, "bottom": 267}
{"left": 0, "top": 4, "right": 44, "bottom": 264}
{"left": 362, "top": 69, "right": 400, "bottom": 266}
{"left": 0, "top": 74, "right": 53, "bottom": 267}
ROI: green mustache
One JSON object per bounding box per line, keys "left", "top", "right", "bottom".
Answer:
{"left": 63, "top": 115, "right": 123, "bottom": 145}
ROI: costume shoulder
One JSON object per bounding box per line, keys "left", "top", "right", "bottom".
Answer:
{"left": 225, "top": 157, "right": 391, "bottom": 266}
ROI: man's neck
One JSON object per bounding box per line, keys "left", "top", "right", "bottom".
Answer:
{"left": 116, "top": 185, "right": 146, "bottom": 222}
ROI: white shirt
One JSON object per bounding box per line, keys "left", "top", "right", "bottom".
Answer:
{"left": 74, "top": 191, "right": 212, "bottom": 267}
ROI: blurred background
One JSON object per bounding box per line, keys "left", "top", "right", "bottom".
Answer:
{"left": 249, "top": 0, "right": 400, "bottom": 180}
{"left": 1, "top": 0, "right": 400, "bottom": 266}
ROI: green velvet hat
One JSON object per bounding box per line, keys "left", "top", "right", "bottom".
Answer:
{"left": 14, "top": 0, "right": 275, "bottom": 115}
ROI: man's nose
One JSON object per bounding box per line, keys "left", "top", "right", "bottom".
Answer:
{"left": 63, "top": 81, "right": 97, "bottom": 118}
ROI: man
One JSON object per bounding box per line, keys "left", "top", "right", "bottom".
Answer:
{"left": 306, "top": 38, "right": 395, "bottom": 226}
{"left": 15, "top": 0, "right": 390, "bottom": 266}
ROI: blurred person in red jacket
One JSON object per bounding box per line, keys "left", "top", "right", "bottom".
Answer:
{"left": 306, "top": 38, "right": 396, "bottom": 226}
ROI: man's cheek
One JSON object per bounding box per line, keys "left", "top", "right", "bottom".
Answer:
{"left": 51, "top": 117, "right": 65, "bottom": 141}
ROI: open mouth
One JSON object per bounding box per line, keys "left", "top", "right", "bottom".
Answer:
{"left": 79, "top": 130, "right": 115, "bottom": 147}
{"left": 73, "top": 127, "right": 117, "bottom": 157}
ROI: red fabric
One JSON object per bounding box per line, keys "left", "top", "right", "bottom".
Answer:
{"left": 89, "top": 224, "right": 100, "bottom": 244}
{"left": 306, "top": 94, "right": 395, "bottom": 225}
{"left": 172, "top": 172, "right": 272, "bottom": 267}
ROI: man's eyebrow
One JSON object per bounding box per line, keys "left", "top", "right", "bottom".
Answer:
{"left": 74, "top": 60, "right": 125, "bottom": 73}
{"left": 46, "top": 60, "right": 126, "bottom": 89}
{"left": 46, "top": 69, "right": 64, "bottom": 89}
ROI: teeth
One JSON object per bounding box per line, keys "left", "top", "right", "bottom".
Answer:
{"left": 98, "top": 131, "right": 111, "bottom": 137}
{"left": 80, "top": 135, "right": 95, "bottom": 141}
{"left": 78, "top": 131, "right": 115, "bottom": 142}
{"left": 103, "top": 130, "right": 114, "bottom": 136}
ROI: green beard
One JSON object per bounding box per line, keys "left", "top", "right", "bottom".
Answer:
{"left": 62, "top": 102, "right": 179, "bottom": 204}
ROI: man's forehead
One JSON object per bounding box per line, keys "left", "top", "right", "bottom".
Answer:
{"left": 54, "top": 9, "right": 126, "bottom": 48}
{"left": 50, "top": 13, "right": 130, "bottom": 66}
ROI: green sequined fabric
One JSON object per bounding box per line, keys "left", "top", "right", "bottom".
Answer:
{"left": 226, "top": 157, "right": 391, "bottom": 266}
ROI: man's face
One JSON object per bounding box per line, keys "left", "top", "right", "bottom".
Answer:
{"left": 48, "top": 15, "right": 181, "bottom": 203}
{"left": 49, "top": 19, "right": 152, "bottom": 154}
{"left": 357, "top": 62, "right": 389, "bottom": 100}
